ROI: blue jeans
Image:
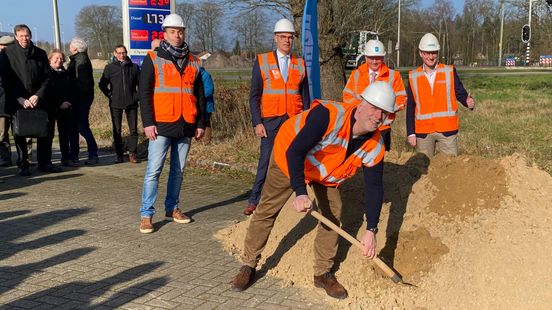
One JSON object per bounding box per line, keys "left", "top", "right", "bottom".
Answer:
{"left": 140, "top": 136, "right": 192, "bottom": 217}
{"left": 77, "top": 99, "right": 98, "bottom": 159}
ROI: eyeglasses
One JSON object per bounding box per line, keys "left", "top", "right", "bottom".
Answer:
{"left": 115, "top": 51, "right": 127, "bottom": 55}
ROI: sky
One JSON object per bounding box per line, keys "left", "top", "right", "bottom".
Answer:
{"left": 0, "top": 0, "right": 466, "bottom": 43}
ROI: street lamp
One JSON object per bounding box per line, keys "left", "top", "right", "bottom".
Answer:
{"left": 52, "top": 0, "right": 62, "bottom": 49}
{"left": 396, "top": 0, "right": 401, "bottom": 68}
{"left": 498, "top": 0, "right": 505, "bottom": 66}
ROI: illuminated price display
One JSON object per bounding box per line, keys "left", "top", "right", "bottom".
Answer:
{"left": 129, "top": 0, "right": 169, "bottom": 9}
{"left": 125, "top": 0, "right": 173, "bottom": 64}
{"left": 142, "top": 13, "right": 165, "bottom": 24}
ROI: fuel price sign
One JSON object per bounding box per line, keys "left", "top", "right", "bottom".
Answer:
{"left": 122, "top": 0, "right": 175, "bottom": 65}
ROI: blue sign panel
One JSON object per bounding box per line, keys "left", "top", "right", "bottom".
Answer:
{"left": 124, "top": 0, "right": 173, "bottom": 65}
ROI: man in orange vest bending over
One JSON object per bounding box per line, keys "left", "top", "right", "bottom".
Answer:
{"left": 406, "top": 33, "right": 475, "bottom": 157}
{"left": 139, "top": 14, "right": 206, "bottom": 233}
{"left": 243, "top": 18, "right": 310, "bottom": 216}
{"left": 231, "top": 82, "right": 396, "bottom": 300}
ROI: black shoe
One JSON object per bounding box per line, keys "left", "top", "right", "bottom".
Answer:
{"left": 19, "top": 166, "right": 31, "bottom": 176}
{"left": 62, "top": 160, "right": 79, "bottom": 167}
{"left": 313, "top": 272, "right": 348, "bottom": 299}
{"left": 85, "top": 157, "right": 99, "bottom": 165}
{"left": 38, "top": 164, "right": 62, "bottom": 173}
{"left": 231, "top": 265, "right": 255, "bottom": 292}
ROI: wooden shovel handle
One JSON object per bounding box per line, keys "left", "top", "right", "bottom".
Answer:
{"left": 309, "top": 209, "right": 403, "bottom": 283}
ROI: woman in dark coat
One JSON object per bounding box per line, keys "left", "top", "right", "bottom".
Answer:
{"left": 47, "top": 49, "right": 79, "bottom": 166}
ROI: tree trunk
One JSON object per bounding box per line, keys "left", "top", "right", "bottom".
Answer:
{"left": 291, "top": 0, "right": 346, "bottom": 101}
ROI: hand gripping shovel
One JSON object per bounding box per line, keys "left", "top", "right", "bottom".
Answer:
{"left": 304, "top": 188, "right": 404, "bottom": 284}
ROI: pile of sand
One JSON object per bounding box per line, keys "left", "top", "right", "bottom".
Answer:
{"left": 203, "top": 52, "right": 252, "bottom": 69}
{"left": 216, "top": 152, "right": 552, "bottom": 308}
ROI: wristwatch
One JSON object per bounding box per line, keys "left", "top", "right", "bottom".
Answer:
{"left": 367, "top": 227, "right": 378, "bottom": 234}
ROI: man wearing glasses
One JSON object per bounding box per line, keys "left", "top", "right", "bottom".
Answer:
{"left": 99, "top": 45, "right": 141, "bottom": 163}
{"left": 244, "top": 18, "right": 310, "bottom": 216}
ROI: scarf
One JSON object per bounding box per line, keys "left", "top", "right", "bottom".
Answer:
{"left": 160, "top": 40, "right": 189, "bottom": 59}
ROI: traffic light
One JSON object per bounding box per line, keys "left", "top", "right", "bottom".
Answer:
{"left": 522, "top": 24, "right": 531, "bottom": 43}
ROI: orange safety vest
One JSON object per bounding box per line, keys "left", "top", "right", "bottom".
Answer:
{"left": 342, "top": 63, "right": 407, "bottom": 131}
{"left": 273, "top": 100, "right": 385, "bottom": 187}
{"left": 408, "top": 64, "right": 458, "bottom": 134}
{"left": 258, "top": 52, "right": 306, "bottom": 118}
{"left": 148, "top": 50, "right": 200, "bottom": 124}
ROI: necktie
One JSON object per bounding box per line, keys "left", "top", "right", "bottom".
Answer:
{"left": 281, "top": 56, "right": 289, "bottom": 82}
{"left": 370, "top": 72, "right": 377, "bottom": 83}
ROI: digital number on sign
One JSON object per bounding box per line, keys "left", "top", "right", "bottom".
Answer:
{"left": 150, "top": 0, "right": 169, "bottom": 6}
{"left": 142, "top": 13, "right": 165, "bottom": 24}
{"left": 151, "top": 31, "right": 165, "bottom": 40}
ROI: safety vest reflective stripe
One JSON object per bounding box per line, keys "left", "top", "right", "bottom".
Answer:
{"left": 326, "top": 139, "right": 383, "bottom": 184}
{"left": 388, "top": 69, "right": 395, "bottom": 85}
{"left": 259, "top": 53, "right": 274, "bottom": 89}
{"left": 410, "top": 65, "right": 455, "bottom": 121}
{"left": 152, "top": 55, "right": 199, "bottom": 94}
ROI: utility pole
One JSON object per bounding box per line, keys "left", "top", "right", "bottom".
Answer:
{"left": 52, "top": 0, "right": 62, "bottom": 49}
{"left": 396, "top": 0, "right": 401, "bottom": 68}
{"left": 499, "top": 0, "right": 505, "bottom": 66}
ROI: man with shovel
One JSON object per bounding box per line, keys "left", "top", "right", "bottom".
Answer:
{"left": 231, "top": 82, "right": 396, "bottom": 299}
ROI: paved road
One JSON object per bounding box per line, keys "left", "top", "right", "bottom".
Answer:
{"left": 0, "top": 151, "right": 328, "bottom": 309}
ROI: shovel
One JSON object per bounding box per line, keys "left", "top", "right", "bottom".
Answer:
{"left": 304, "top": 188, "right": 404, "bottom": 284}
{"left": 308, "top": 209, "right": 403, "bottom": 284}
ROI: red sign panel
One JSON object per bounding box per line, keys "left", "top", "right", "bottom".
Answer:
{"left": 130, "top": 29, "right": 149, "bottom": 41}
{"left": 129, "top": 0, "right": 147, "bottom": 5}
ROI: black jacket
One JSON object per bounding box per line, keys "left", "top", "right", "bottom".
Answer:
{"left": 45, "top": 67, "right": 74, "bottom": 113}
{"left": 99, "top": 58, "right": 140, "bottom": 109}
{"left": 0, "top": 73, "right": 6, "bottom": 117}
{"left": 139, "top": 47, "right": 206, "bottom": 138}
{"left": 67, "top": 52, "right": 95, "bottom": 103}
{"left": 1, "top": 42, "right": 50, "bottom": 114}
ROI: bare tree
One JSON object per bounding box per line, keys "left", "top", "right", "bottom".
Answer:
{"left": 176, "top": 2, "right": 195, "bottom": 44}
{"left": 231, "top": 9, "right": 270, "bottom": 60}
{"left": 192, "top": 1, "right": 224, "bottom": 52}
{"left": 75, "top": 5, "right": 122, "bottom": 59}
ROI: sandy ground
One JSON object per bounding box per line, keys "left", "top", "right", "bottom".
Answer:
{"left": 215, "top": 152, "right": 552, "bottom": 309}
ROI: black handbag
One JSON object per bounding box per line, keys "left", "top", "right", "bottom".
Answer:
{"left": 13, "top": 109, "right": 50, "bottom": 138}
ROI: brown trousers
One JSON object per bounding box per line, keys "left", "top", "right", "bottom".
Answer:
{"left": 242, "top": 155, "right": 342, "bottom": 276}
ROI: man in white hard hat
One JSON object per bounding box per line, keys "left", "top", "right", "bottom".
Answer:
{"left": 243, "top": 18, "right": 311, "bottom": 216}
{"left": 139, "top": 13, "right": 206, "bottom": 233}
{"left": 231, "top": 82, "right": 395, "bottom": 300}
{"left": 343, "top": 39, "right": 406, "bottom": 226}
{"left": 406, "top": 33, "right": 475, "bottom": 157}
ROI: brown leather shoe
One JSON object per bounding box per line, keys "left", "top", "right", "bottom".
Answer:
{"left": 129, "top": 152, "right": 138, "bottom": 163}
{"left": 314, "top": 272, "right": 348, "bottom": 299}
{"left": 231, "top": 265, "right": 255, "bottom": 291}
{"left": 165, "top": 208, "right": 191, "bottom": 223}
{"left": 243, "top": 203, "right": 257, "bottom": 215}
{"left": 139, "top": 217, "right": 153, "bottom": 234}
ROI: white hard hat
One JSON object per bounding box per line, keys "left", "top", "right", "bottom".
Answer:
{"left": 364, "top": 40, "right": 386, "bottom": 56}
{"left": 274, "top": 18, "right": 295, "bottom": 34}
{"left": 162, "top": 14, "right": 185, "bottom": 30}
{"left": 360, "top": 81, "right": 396, "bottom": 113}
{"left": 418, "top": 33, "right": 440, "bottom": 51}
